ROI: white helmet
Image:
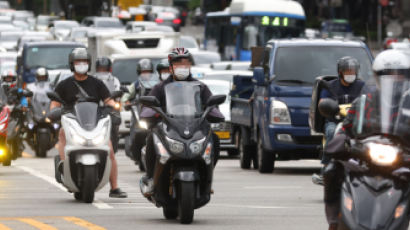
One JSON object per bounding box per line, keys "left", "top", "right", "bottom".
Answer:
{"left": 373, "top": 49, "right": 410, "bottom": 74}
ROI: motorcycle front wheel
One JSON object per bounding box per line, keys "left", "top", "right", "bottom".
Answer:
{"left": 81, "top": 165, "right": 97, "bottom": 203}
{"left": 178, "top": 182, "right": 195, "bottom": 224}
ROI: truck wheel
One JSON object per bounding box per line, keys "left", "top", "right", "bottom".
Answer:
{"left": 256, "top": 137, "right": 274, "bottom": 173}
{"left": 239, "top": 130, "right": 252, "bottom": 169}
{"left": 163, "top": 206, "right": 178, "bottom": 219}
{"left": 178, "top": 182, "right": 195, "bottom": 224}
{"left": 81, "top": 165, "right": 97, "bottom": 203}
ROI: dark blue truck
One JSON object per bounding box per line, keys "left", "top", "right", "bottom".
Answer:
{"left": 230, "top": 39, "right": 373, "bottom": 173}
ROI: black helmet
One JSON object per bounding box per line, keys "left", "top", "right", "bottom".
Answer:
{"left": 337, "top": 56, "right": 360, "bottom": 78}
{"left": 95, "top": 57, "right": 112, "bottom": 71}
{"left": 35, "top": 67, "right": 49, "bottom": 81}
{"left": 69, "top": 48, "right": 91, "bottom": 72}
{"left": 156, "top": 60, "right": 169, "bottom": 72}
{"left": 136, "top": 59, "right": 153, "bottom": 75}
{"left": 168, "top": 47, "right": 193, "bottom": 65}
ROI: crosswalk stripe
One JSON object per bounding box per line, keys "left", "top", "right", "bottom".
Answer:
{"left": 0, "top": 223, "right": 11, "bottom": 230}
{"left": 17, "top": 218, "right": 58, "bottom": 230}
{"left": 63, "top": 217, "right": 106, "bottom": 230}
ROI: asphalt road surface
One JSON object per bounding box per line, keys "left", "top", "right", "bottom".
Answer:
{"left": 0, "top": 145, "right": 327, "bottom": 230}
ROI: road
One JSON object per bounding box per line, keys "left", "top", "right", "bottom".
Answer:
{"left": 0, "top": 145, "right": 327, "bottom": 230}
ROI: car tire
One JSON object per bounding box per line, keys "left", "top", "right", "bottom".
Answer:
{"left": 256, "top": 136, "right": 274, "bottom": 173}
{"left": 239, "top": 130, "right": 254, "bottom": 169}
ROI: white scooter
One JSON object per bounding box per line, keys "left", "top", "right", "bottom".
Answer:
{"left": 47, "top": 91, "right": 122, "bottom": 203}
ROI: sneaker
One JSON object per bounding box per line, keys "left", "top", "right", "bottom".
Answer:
{"left": 140, "top": 176, "right": 154, "bottom": 197}
{"left": 58, "top": 160, "right": 64, "bottom": 174}
{"left": 109, "top": 188, "right": 127, "bottom": 198}
{"left": 328, "top": 224, "right": 338, "bottom": 230}
{"left": 312, "top": 173, "right": 324, "bottom": 186}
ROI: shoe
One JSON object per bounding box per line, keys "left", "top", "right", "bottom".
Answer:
{"left": 312, "top": 173, "right": 324, "bottom": 186}
{"left": 58, "top": 160, "right": 64, "bottom": 174}
{"left": 328, "top": 224, "right": 338, "bottom": 230}
{"left": 109, "top": 188, "right": 128, "bottom": 198}
{"left": 140, "top": 176, "right": 154, "bottom": 198}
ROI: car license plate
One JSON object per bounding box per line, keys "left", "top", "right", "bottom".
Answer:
{"left": 215, "top": 131, "right": 230, "bottom": 139}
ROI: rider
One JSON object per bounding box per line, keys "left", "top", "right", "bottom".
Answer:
{"left": 1, "top": 70, "right": 17, "bottom": 93}
{"left": 323, "top": 49, "right": 410, "bottom": 230}
{"left": 156, "top": 59, "right": 170, "bottom": 82}
{"left": 140, "top": 48, "right": 223, "bottom": 196}
{"left": 50, "top": 48, "right": 127, "bottom": 198}
{"left": 95, "top": 57, "right": 121, "bottom": 92}
{"left": 312, "top": 56, "right": 365, "bottom": 185}
{"left": 121, "top": 58, "right": 154, "bottom": 104}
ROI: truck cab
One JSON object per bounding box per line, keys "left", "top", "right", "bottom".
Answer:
{"left": 231, "top": 39, "right": 373, "bottom": 173}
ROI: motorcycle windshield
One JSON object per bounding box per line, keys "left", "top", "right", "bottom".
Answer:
{"left": 32, "top": 91, "right": 50, "bottom": 121}
{"left": 352, "top": 75, "right": 410, "bottom": 141}
{"left": 74, "top": 102, "right": 98, "bottom": 131}
{"left": 139, "top": 73, "right": 160, "bottom": 89}
{"left": 165, "top": 82, "right": 202, "bottom": 117}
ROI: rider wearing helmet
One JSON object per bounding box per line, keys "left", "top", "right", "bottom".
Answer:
{"left": 1, "top": 70, "right": 17, "bottom": 90}
{"left": 312, "top": 56, "right": 365, "bottom": 186}
{"left": 95, "top": 57, "right": 120, "bottom": 92}
{"left": 50, "top": 48, "right": 127, "bottom": 198}
{"left": 156, "top": 59, "right": 170, "bottom": 81}
{"left": 139, "top": 48, "right": 224, "bottom": 197}
{"left": 322, "top": 50, "right": 410, "bottom": 230}
{"left": 35, "top": 67, "right": 49, "bottom": 82}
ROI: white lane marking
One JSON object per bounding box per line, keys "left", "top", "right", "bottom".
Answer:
{"left": 243, "top": 186, "right": 302, "bottom": 189}
{"left": 15, "top": 165, "right": 114, "bottom": 210}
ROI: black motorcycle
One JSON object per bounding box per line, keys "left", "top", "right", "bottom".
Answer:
{"left": 320, "top": 78, "right": 410, "bottom": 230}
{"left": 125, "top": 73, "right": 159, "bottom": 171}
{"left": 139, "top": 82, "right": 225, "bottom": 224}
{"left": 26, "top": 82, "right": 58, "bottom": 157}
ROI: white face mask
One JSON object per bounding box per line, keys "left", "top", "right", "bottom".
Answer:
{"left": 74, "top": 63, "right": 89, "bottom": 74}
{"left": 173, "top": 67, "right": 190, "bottom": 80}
{"left": 344, "top": 75, "right": 356, "bottom": 84}
{"left": 160, "top": 73, "right": 170, "bottom": 81}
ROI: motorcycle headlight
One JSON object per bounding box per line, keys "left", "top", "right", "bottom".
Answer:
{"left": 270, "top": 99, "right": 291, "bottom": 125}
{"left": 154, "top": 135, "right": 170, "bottom": 164}
{"left": 189, "top": 137, "right": 206, "bottom": 155}
{"left": 166, "top": 136, "right": 184, "bottom": 154}
{"left": 114, "top": 102, "right": 121, "bottom": 110}
{"left": 139, "top": 120, "right": 148, "bottom": 130}
{"left": 0, "top": 123, "right": 6, "bottom": 130}
{"left": 367, "top": 143, "right": 399, "bottom": 166}
{"left": 69, "top": 128, "right": 86, "bottom": 145}
{"left": 91, "top": 121, "right": 109, "bottom": 146}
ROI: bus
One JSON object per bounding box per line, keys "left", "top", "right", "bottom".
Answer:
{"left": 204, "top": 0, "right": 306, "bottom": 61}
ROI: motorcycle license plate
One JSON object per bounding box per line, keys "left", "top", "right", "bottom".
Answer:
{"left": 215, "top": 131, "right": 230, "bottom": 139}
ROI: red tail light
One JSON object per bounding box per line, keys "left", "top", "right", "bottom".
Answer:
{"left": 182, "top": 12, "right": 187, "bottom": 17}
{"left": 173, "top": 18, "right": 181, "bottom": 24}
{"left": 155, "top": 18, "right": 164, "bottom": 23}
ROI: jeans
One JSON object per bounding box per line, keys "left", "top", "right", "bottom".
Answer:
{"left": 321, "top": 121, "right": 337, "bottom": 165}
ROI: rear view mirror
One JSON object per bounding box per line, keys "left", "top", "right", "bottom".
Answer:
{"left": 47, "top": 92, "right": 64, "bottom": 104}
{"left": 318, "top": 98, "right": 339, "bottom": 118}
{"left": 140, "top": 96, "right": 160, "bottom": 108}
{"left": 111, "top": 90, "right": 123, "bottom": 99}
{"left": 207, "top": 95, "right": 226, "bottom": 107}
{"left": 47, "top": 107, "right": 62, "bottom": 122}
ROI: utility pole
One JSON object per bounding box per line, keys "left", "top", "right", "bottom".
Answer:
{"left": 377, "top": 3, "right": 382, "bottom": 47}
{"left": 43, "top": 0, "right": 47, "bottom": 14}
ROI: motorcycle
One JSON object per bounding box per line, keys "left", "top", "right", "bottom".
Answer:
{"left": 319, "top": 78, "right": 410, "bottom": 230}
{"left": 26, "top": 82, "right": 59, "bottom": 157}
{"left": 124, "top": 73, "right": 159, "bottom": 171}
{"left": 139, "top": 82, "right": 225, "bottom": 224}
{"left": 47, "top": 90, "right": 123, "bottom": 203}
{"left": 0, "top": 86, "right": 10, "bottom": 166}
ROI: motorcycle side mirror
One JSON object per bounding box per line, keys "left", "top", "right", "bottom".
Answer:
{"left": 207, "top": 95, "right": 226, "bottom": 107}
{"left": 120, "top": 85, "right": 129, "bottom": 93}
{"left": 140, "top": 96, "right": 160, "bottom": 108}
{"left": 111, "top": 90, "right": 123, "bottom": 99}
{"left": 318, "top": 98, "right": 339, "bottom": 118}
{"left": 47, "top": 107, "right": 62, "bottom": 122}
{"left": 47, "top": 92, "right": 64, "bottom": 105}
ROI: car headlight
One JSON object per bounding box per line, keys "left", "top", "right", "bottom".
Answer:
{"left": 166, "top": 136, "right": 184, "bottom": 154}
{"left": 189, "top": 137, "right": 206, "bottom": 155}
{"left": 270, "top": 99, "right": 291, "bottom": 125}
{"left": 139, "top": 120, "right": 148, "bottom": 130}
{"left": 367, "top": 143, "right": 398, "bottom": 166}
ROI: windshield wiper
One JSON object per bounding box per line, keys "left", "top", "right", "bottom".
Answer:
{"left": 275, "top": 79, "right": 311, "bottom": 85}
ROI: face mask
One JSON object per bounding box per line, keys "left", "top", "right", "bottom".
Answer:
{"left": 173, "top": 67, "right": 190, "bottom": 80}
{"left": 344, "top": 75, "right": 356, "bottom": 84}
{"left": 74, "top": 63, "right": 89, "bottom": 74}
{"left": 160, "top": 73, "right": 170, "bottom": 81}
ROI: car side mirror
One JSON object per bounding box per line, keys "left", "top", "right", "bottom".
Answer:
{"left": 318, "top": 98, "right": 339, "bottom": 118}
{"left": 140, "top": 96, "right": 160, "bottom": 108}
{"left": 253, "top": 67, "right": 265, "bottom": 86}
{"left": 206, "top": 95, "right": 226, "bottom": 107}
{"left": 47, "top": 91, "right": 64, "bottom": 104}
{"left": 47, "top": 107, "right": 62, "bottom": 122}
{"left": 111, "top": 90, "right": 123, "bottom": 99}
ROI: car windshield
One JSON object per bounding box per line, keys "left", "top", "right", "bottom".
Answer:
{"left": 193, "top": 53, "right": 221, "bottom": 65}
{"left": 25, "top": 46, "right": 78, "bottom": 69}
{"left": 273, "top": 46, "right": 373, "bottom": 86}
{"left": 179, "top": 37, "right": 198, "bottom": 49}
{"left": 55, "top": 22, "right": 78, "bottom": 29}
{"left": 1, "top": 34, "right": 22, "bottom": 41}
{"left": 165, "top": 82, "right": 202, "bottom": 117}
{"left": 71, "top": 30, "right": 87, "bottom": 38}
{"left": 96, "top": 20, "right": 123, "bottom": 28}
{"left": 112, "top": 58, "right": 162, "bottom": 84}
{"left": 37, "top": 17, "right": 49, "bottom": 25}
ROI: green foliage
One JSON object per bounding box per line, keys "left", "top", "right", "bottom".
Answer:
{"left": 188, "top": 0, "right": 200, "bottom": 10}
